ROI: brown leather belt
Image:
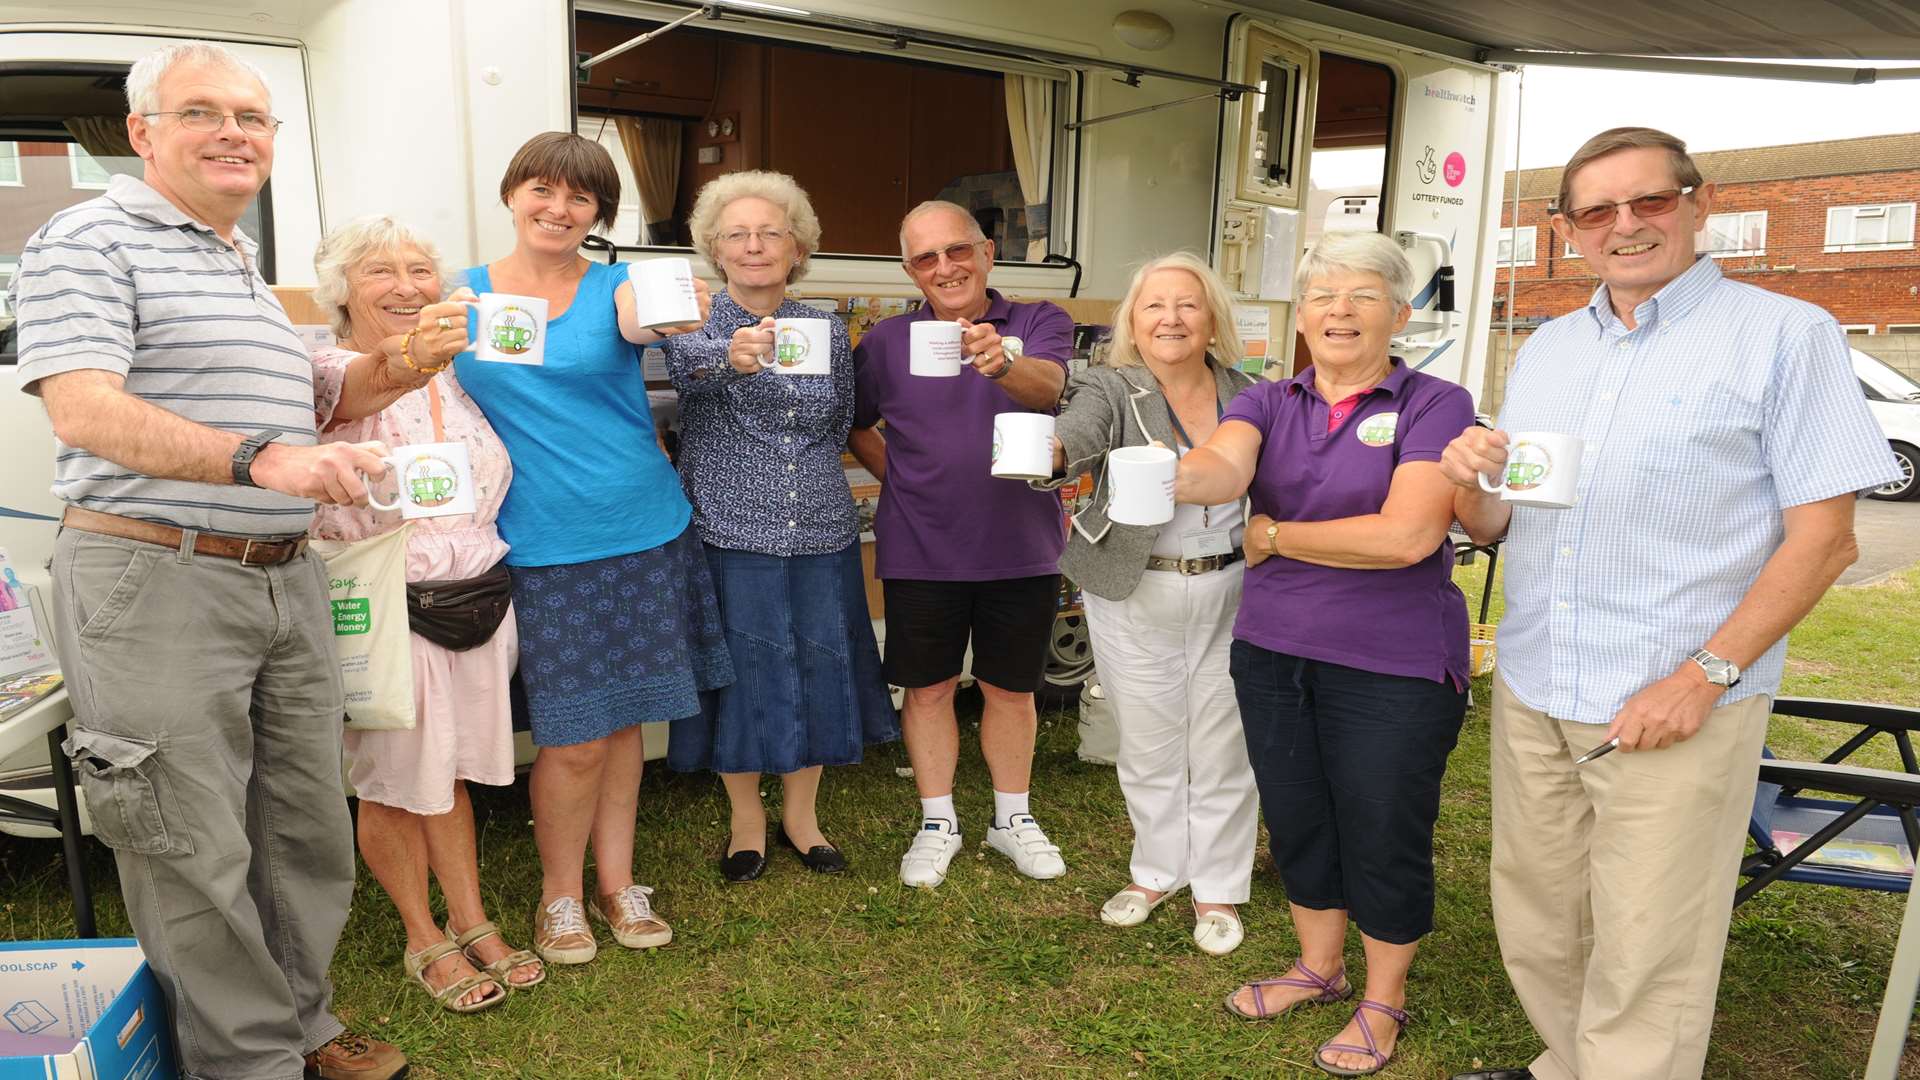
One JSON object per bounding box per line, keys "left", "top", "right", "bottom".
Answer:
{"left": 1144, "top": 548, "right": 1246, "bottom": 576}
{"left": 62, "top": 506, "right": 309, "bottom": 567}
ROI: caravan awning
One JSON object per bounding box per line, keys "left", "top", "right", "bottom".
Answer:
{"left": 1246, "top": 0, "right": 1920, "bottom": 77}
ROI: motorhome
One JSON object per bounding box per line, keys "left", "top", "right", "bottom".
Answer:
{"left": 3, "top": 0, "right": 1909, "bottom": 827}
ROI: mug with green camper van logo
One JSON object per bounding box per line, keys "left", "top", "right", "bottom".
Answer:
{"left": 364, "top": 442, "right": 478, "bottom": 520}
{"left": 1477, "top": 431, "right": 1583, "bottom": 509}
{"left": 472, "top": 293, "right": 548, "bottom": 365}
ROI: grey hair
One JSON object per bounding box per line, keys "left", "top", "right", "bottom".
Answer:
{"left": 686, "top": 170, "right": 821, "bottom": 284}
{"left": 1104, "top": 251, "right": 1243, "bottom": 370}
{"left": 898, "top": 200, "right": 988, "bottom": 262}
{"left": 125, "top": 41, "right": 272, "bottom": 116}
{"left": 1295, "top": 231, "right": 1415, "bottom": 307}
{"left": 311, "top": 215, "right": 447, "bottom": 341}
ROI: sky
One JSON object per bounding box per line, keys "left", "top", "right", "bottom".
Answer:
{"left": 1509, "top": 62, "right": 1920, "bottom": 170}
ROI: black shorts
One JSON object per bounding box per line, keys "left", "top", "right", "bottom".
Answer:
{"left": 881, "top": 575, "right": 1061, "bottom": 693}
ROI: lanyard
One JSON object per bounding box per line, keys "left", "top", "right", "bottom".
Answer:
{"left": 1163, "top": 390, "right": 1225, "bottom": 526}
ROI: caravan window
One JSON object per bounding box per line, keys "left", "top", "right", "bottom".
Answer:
{"left": 574, "top": 11, "right": 1064, "bottom": 261}
{"left": 0, "top": 65, "right": 272, "bottom": 364}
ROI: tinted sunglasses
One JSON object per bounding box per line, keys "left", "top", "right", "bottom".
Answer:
{"left": 1560, "top": 186, "right": 1695, "bottom": 230}
{"left": 906, "top": 241, "right": 985, "bottom": 272}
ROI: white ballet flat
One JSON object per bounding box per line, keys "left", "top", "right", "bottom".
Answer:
{"left": 1099, "top": 886, "right": 1171, "bottom": 927}
{"left": 1193, "top": 910, "right": 1245, "bottom": 956}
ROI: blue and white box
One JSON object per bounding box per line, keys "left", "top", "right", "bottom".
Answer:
{"left": 0, "top": 939, "right": 174, "bottom": 1080}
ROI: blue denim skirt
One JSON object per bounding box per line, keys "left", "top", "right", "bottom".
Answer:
{"left": 668, "top": 543, "right": 899, "bottom": 775}
{"left": 510, "top": 525, "right": 734, "bottom": 747}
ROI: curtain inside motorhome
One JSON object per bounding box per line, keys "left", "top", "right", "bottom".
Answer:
{"left": 63, "top": 117, "right": 141, "bottom": 177}
{"left": 1003, "top": 76, "right": 1052, "bottom": 262}
{"left": 616, "top": 116, "right": 682, "bottom": 245}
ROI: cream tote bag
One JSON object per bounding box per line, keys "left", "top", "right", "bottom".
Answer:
{"left": 311, "top": 524, "right": 417, "bottom": 731}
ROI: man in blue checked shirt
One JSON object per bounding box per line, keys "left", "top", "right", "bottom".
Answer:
{"left": 1440, "top": 127, "right": 1901, "bottom": 1080}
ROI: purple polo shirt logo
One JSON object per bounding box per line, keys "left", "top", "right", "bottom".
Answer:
{"left": 1355, "top": 412, "right": 1398, "bottom": 447}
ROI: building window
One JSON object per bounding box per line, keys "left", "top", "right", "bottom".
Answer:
{"left": 0, "top": 141, "right": 19, "bottom": 185}
{"left": 1497, "top": 226, "right": 1536, "bottom": 267}
{"left": 0, "top": 259, "right": 17, "bottom": 318}
{"left": 1841, "top": 325, "right": 1876, "bottom": 335}
{"left": 68, "top": 145, "right": 110, "bottom": 190}
{"left": 1825, "top": 203, "right": 1916, "bottom": 253}
{"left": 1889, "top": 324, "right": 1920, "bottom": 334}
{"left": 1562, "top": 239, "right": 1582, "bottom": 259}
{"left": 1698, "top": 210, "right": 1766, "bottom": 257}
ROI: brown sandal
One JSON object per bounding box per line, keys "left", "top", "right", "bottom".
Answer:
{"left": 404, "top": 938, "right": 505, "bottom": 1013}
{"left": 447, "top": 919, "right": 546, "bottom": 990}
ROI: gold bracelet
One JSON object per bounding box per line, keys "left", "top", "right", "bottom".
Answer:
{"left": 396, "top": 330, "right": 448, "bottom": 375}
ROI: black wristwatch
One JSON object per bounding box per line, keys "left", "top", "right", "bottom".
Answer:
{"left": 232, "top": 429, "right": 282, "bottom": 487}
{"left": 982, "top": 349, "right": 1015, "bottom": 381}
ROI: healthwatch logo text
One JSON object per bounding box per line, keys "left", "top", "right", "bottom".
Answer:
{"left": 1423, "top": 86, "right": 1477, "bottom": 106}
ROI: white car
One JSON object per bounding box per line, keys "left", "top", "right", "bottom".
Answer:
{"left": 1853, "top": 348, "right": 1920, "bottom": 501}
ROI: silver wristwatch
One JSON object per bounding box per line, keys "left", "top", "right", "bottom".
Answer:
{"left": 1689, "top": 648, "right": 1741, "bottom": 687}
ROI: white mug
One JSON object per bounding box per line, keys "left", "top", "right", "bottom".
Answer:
{"left": 910, "top": 320, "right": 964, "bottom": 377}
{"left": 1107, "top": 445, "right": 1178, "bottom": 526}
{"left": 471, "top": 293, "right": 548, "bottom": 365}
{"left": 627, "top": 257, "right": 702, "bottom": 330}
{"left": 764, "top": 318, "right": 833, "bottom": 375}
{"left": 365, "top": 442, "right": 478, "bottom": 519}
{"left": 1478, "top": 431, "right": 1583, "bottom": 509}
{"left": 991, "top": 413, "right": 1055, "bottom": 481}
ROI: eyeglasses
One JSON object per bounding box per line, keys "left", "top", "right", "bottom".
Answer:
{"left": 143, "top": 107, "right": 283, "bottom": 137}
{"left": 1301, "top": 288, "right": 1390, "bottom": 310}
{"left": 905, "top": 241, "right": 985, "bottom": 273}
{"left": 1559, "top": 186, "right": 1695, "bottom": 231}
{"left": 716, "top": 227, "right": 791, "bottom": 248}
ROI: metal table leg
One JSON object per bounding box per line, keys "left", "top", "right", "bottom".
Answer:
{"left": 47, "top": 723, "right": 97, "bottom": 938}
{"left": 1864, "top": 876, "right": 1920, "bottom": 1078}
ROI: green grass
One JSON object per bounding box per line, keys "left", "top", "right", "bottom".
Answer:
{"left": 4, "top": 565, "right": 1919, "bottom": 1078}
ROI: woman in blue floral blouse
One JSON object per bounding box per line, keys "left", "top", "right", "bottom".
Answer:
{"left": 662, "top": 170, "right": 898, "bottom": 883}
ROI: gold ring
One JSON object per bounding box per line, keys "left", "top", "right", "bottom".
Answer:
{"left": 436, "top": 316, "right": 455, "bottom": 331}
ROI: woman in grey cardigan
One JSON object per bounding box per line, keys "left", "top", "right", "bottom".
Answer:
{"left": 1039, "top": 252, "right": 1259, "bottom": 955}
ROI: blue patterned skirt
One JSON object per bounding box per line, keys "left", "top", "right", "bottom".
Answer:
{"left": 668, "top": 543, "right": 899, "bottom": 774}
{"left": 510, "top": 526, "right": 734, "bottom": 747}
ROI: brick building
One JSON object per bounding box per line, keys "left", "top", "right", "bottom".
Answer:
{"left": 1490, "top": 132, "right": 1920, "bottom": 335}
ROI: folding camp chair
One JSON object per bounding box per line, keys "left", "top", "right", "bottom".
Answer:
{"left": 1736, "top": 696, "right": 1920, "bottom": 1079}
{"left": 1739, "top": 697, "right": 1920, "bottom": 906}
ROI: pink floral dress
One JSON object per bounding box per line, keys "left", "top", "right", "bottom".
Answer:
{"left": 311, "top": 346, "right": 517, "bottom": 815}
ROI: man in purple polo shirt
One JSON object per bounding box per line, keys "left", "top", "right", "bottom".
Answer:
{"left": 850, "top": 199, "right": 1073, "bottom": 889}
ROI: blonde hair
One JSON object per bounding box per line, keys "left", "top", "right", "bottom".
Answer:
{"left": 1104, "top": 252, "right": 1242, "bottom": 370}
{"left": 1295, "top": 231, "right": 1415, "bottom": 306}
{"left": 125, "top": 41, "right": 271, "bottom": 116}
{"left": 311, "top": 215, "right": 447, "bottom": 340}
{"left": 686, "top": 170, "right": 822, "bottom": 284}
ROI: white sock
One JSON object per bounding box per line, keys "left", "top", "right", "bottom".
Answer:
{"left": 993, "top": 789, "right": 1031, "bottom": 829}
{"left": 920, "top": 795, "right": 957, "bottom": 833}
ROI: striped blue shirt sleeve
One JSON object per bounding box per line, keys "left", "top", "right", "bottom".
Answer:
{"left": 1763, "top": 315, "right": 1903, "bottom": 506}
{"left": 15, "top": 222, "right": 139, "bottom": 392}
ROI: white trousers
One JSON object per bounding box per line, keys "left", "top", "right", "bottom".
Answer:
{"left": 1083, "top": 563, "right": 1257, "bottom": 903}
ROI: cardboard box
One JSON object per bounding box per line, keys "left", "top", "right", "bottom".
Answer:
{"left": 0, "top": 938, "right": 175, "bottom": 1080}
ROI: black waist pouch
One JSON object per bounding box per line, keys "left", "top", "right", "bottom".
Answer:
{"left": 406, "top": 560, "right": 513, "bottom": 651}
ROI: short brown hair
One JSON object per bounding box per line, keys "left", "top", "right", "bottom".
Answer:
{"left": 498, "top": 132, "right": 621, "bottom": 232}
{"left": 1555, "top": 127, "right": 1704, "bottom": 216}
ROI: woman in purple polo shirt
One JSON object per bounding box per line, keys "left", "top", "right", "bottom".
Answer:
{"left": 1174, "top": 231, "right": 1474, "bottom": 1077}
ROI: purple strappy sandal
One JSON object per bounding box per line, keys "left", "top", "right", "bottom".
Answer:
{"left": 1222, "top": 958, "right": 1353, "bottom": 1021}
{"left": 1315, "top": 998, "right": 1410, "bottom": 1077}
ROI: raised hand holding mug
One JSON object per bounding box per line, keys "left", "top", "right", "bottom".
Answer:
{"left": 1478, "top": 431, "right": 1583, "bottom": 509}
{"left": 991, "top": 412, "right": 1055, "bottom": 481}
{"left": 628, "top": 257, "right": 703, "bottom": 330}
{"left": 910, "top": 320, "right": 964, "bottom": 377}
{"left": 365, "top": 442, "right": 478, "bottom": 519}
{"left": 766, "top": 318, "right": 833, "bottom": 375}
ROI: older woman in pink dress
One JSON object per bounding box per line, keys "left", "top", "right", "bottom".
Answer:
{"left": 308, "top": 215, "right": 539, "bottom": 1014}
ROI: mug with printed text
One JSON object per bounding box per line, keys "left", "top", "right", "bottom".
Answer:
{"left": 1107, "top": 445, "right": 1178, "bottom": 526}
{"left": 365, "top": 442, "right": 477, "bottom": 519}
{"left": 1478, "top": 431, "right": 1583, "bottom": 509}
{"left": 910, "top": 319, "right": 965, "bottom": 377}
{"left": 628, "top": 257, "right": 702, "bottom": 329}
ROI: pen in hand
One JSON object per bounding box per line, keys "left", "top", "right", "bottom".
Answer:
{"left": 1575, "top": 737, "right": 1621, "bottom": 765}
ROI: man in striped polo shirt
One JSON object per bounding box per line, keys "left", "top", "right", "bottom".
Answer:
{"left": 1441, "top": 129, "right": 1900, "bottom": 1080}
{"left": 16, "top": 42, "right": 405, "bottom": 1080}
